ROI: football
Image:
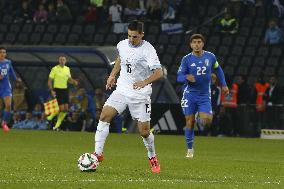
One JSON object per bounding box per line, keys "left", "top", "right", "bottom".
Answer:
{"left": 77, "top": 153, "right": 99, "bottom": 172}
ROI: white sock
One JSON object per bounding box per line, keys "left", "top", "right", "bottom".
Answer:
{"left": 142, "top": 132, "right": 156, "bottom": 159}
{"left": 95, "top": 121, "right": 110, "bottom": 155}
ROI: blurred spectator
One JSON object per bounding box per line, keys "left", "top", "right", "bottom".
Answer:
{"left": 146, "top": 0, "right": 161, "bottom": 21}
{"left": 35, "top": 113, "right": 48, "bottom": 130}
{"left": 218, "top": 12, "right": 238, "bottom": 34}
{"left": 265, "top": 76, "right": 282, "bottom": 106}
{"left": 90, "top": 0, "right": 108, "bottom": 24}
{"left": 253, "top": 75, "right": 270, "bottom": 133}
{"left": 13, "top": 111, "right": 37, "bottom": 129}
{"left": 32, "top": 103, "right": 43, "bottom": 117}
{"left": 265, "top": 76, "right": 283, "bottom": 129}
{"left": 14, "top": 1, "right": 33, "bottom": 23}
{"left": 161, "top": 0, "right": 176, "bottom": 22}
{"left": 69, "top": 88, "right": 88, "bottom": 113}
{"left": 11, "top": 111, "right": 21, "bottom": 125}
{"left": 12, "top": 80, "right": 28, "bottom": 113}
{"left": 56, "top": 0, "right": 72, "bottom": 23}
{"left": 220, "top": 76, "right": 239, "bottom": 136}
{"left": 254, "top": 75, "right": 270, "bottom": 112}
{"left": 108, "top": 0, "right": 123, "bottom": 23}
{"left": 124, "top": 0, "right": 146, "bottom": 17}
{"left": 264, "top": 19, "right": 284, "bottom": 45}
{"left": 65, "top": 112, "right": 84, "bottom": 131}
{"left": 236, "top": 75, "right": 250, "bottom": 105}
{"left": 273, "top": 0, "right": 284, "bottom": 18}
{"left": 84, "top": 4, "right": 98, "bottom": 23}
{"left": 47, "top": 3, "right": 57, "bottom": 23}
{"left": 33, "top": 4, "right": 48, "bottom": 23}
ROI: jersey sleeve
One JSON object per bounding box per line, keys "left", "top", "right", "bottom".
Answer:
{"left": 177, "top": 57, "right": 189, "bottom": 83}
{"left": 49, "top": 67, "right": 55, "bottom": 79}
{"left": 146, "top": 44, "right": 161, "bottom": 70}
{"left": 212, "top": 54, "right": 227, "bottom": 86}
{"left": 116, "top": 41, "right": 122, "bottom": 59}
{"left": 211, "top": 54, "right": 219, "bottom": 69}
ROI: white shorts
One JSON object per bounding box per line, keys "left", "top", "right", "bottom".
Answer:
{"left": 104, "top": 90, "right": 151, "bottom": 122}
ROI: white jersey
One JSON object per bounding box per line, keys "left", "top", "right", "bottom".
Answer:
{"left": 116, "top": 39, "right": 161, "bottom": 99}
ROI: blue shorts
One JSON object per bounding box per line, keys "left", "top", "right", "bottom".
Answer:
{"left": 0, "top": 88, "right": 12, "bottom": 97}
{"left": 181, "top": 91, "right": 212, "bottom": 116}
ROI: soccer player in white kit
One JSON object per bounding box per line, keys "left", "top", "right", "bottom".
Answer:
{"left": 92, "top": 20, "right": 163, "bottom": 173}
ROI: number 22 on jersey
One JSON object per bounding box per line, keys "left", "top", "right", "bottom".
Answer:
{"left": 196, "top": 66, "right": 206, "bottom": 75}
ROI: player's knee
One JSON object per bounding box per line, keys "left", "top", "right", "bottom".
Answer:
{"left": 99, "top": 111, "right": 112, "bottom": 122}
{"left": 185, "top": 120, "right": 194, "bottom": 129}
{"left": 201, "top": 118, "right": 212, "bottom": 127}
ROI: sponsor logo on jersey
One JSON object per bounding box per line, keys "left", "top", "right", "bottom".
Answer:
{"left": 205, "top": 59, "right": 209, "bottom": 66}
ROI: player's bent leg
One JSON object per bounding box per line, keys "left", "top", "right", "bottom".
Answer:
{"left": 2, "top": 96, "right": 12, "bottom": 132}
{"left": 93, "top": 105, "right": 118, "bottom": 162}
{"left": 198, "top": 112, "right": 213, "bottom": 128}
{"left": 185, "top": 115, "right": 195, "bottom": 158}
{"left": 138, "top": 121, "right": 160, "bottom": 173}
{"left": 53, "top": 104, "right": 67, "bottom": 130}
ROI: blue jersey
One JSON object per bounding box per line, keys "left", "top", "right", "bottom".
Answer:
{"left": 177, "top": 51, "right": 221, "bottom": 95}
{"left": 0, "top": 59, "right": 17, "bottom": 97}
{"left": 177, "top": 51, "right": 226, "bottom": 115}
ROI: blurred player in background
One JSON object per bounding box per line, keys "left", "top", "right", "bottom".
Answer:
{"left": 47, "top": 55, "right": 78, "bottom": 130}
{"left": 177, "top": 34, "right": 229, "bottom": 158}
{"left": 92, "top": 20, "right": 163, "bottom": 173}
{"left": 0, "top": 47, "right": 21, "bottom": 132}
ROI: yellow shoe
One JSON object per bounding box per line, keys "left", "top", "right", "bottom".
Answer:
{"left": 47, "top": 114, "right": 55, "bottom": 121}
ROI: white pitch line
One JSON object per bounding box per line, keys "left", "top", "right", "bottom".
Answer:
{"left": 0, "top": 179, "right": 281, "bottom": 185}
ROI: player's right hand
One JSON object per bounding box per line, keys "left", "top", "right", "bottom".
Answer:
{"left": 51, "top": 90, "right": 56, "bottom": 98}
{"left": 106, "top": 75, "right": 116, "bottom": 90}
{"left": 186, "top": 74, "right": 196, "bottom": 82}
{"left": 0, "top": 75, "right": 3, "bottom": 80}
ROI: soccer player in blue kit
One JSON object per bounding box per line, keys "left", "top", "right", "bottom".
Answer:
{"left": 177, "top": 34, "right": 229, "bottom": 158}
{"left": 0, "top": 47, "right": 20, "bottom": 132}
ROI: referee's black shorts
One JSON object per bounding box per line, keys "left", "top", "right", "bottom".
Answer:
{"left": 54, "top": 88, "right": 69, "bottom": 105}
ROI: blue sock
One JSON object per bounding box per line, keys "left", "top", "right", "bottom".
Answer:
{"left": 184, "top": 128, "right": 194, "bottom": 149}
{"left": 3, "top": 111, "right": 11, "bottom": 123}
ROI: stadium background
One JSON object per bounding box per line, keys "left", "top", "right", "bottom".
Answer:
{"left": 0, "top": 0, "right": 284, "bottom": 137}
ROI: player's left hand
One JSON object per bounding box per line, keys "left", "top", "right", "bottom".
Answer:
{"left": 222, "top": 86, "right": 229, "bottom": 96}
{"left": 73, "top": 80, "right": 78, "bottom": 86}
{"left": 133, "top": 80, "right": 147, "bottom": 89}
{"left": 0, "top": 74, "right": 3, "bottom": 80}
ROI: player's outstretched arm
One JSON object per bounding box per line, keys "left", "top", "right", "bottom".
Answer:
{"left": 106, "top": 57, "right": 121, "bottom": 90}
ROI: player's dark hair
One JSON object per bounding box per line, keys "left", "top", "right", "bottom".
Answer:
{"left": 0, "top": 46, "right": 6, "bottom": 51}
{"left": 190, "top": 34, "right": 205, "bottom": 43}
{"left": 128, "top": 20, "right": 144, "bottom": 33}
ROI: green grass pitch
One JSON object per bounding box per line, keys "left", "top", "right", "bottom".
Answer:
{"left": 0, "top": 130, "right": 283, "bottom": 189}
